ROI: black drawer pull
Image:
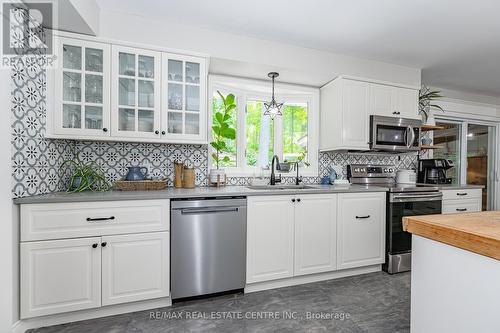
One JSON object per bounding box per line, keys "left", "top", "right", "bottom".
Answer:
{"left": 456, "top": 208, "right": 467, "bottom": 212}
{"left": 101, "top": 242, "right": 107, "bottom": 247}
{"left": 392, "top": 111, "right": 400, "bottom": 115}
{"left": 92, "top": 243, "right": 98, "bottom": 248}
{"left": 86, "top": 216, "right": 115, "bottom": 222}
{"left": 456, "top": 193, "right": 468, "bottom": 196}
{"left": 356, "top": 215, "right": 371, "bottom": 219}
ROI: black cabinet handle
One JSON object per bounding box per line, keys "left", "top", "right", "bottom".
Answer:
{"left": 392, "top": 111, "right": 400, "bottom": 115}
{"left": 102, "top": 127, "right": 108, "bottom": 132}
{"left": 356, "top": 215, "right": 371, "bottom": 219}
{"left": 86, "top": 216, "right": 115, "bottom": 222}
{"left": 456, "top": 208, "right": 467, "bottom": 212}
{"left": 92, "top": 243, "right": 98, "bottom": 248}
{"left": 297, "top": 198, "right": 301, "bottom": 202}
{"left": 291, "top": 199, "right": 296, "bottom": 202}
{"left": 161, "top": 130, "right": 166, "bottom": 135}
{"left": 101, "top": 242, "right": 107, "bottom": 247}
{"left": 456, "top": 193, "right": 468, "bottom": 196}
{"left": 155, "top": 130, "right": 160, "bottom": 135}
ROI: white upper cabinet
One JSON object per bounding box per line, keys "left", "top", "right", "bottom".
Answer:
{"left": 54, "top": 37, "right": 111, "bottom": 137}
{"left": 162, "top": 53, "right": 207, "bottom": 143}
{"left": 111, "top": 46, "right": 162, "bottom": 139}
{"left": 320, "top": 78, "right": 369, "bottom": 151}
{"left": 320, "top": 76, "right": 420, "bottom": 151}
{"left": 49, "top": 35, "right": 208, "bottom": 144}
{"left": 369, "top": 83, "right": 419, "bottom": 119}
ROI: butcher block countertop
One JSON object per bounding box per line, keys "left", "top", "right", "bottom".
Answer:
{"left": 403, "top": 211, "right": 500, "bottom": 260}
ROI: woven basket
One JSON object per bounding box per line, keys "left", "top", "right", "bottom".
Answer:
{"left": 114, "top": 179, "right": 168, "bottom": 191}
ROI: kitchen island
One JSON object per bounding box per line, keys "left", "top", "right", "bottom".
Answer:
{"left": 403, "top": 212, "right": 500, "bottom": 333}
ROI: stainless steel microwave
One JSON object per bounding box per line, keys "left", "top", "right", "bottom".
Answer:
{"left": 369, "top": 115, "right": 422, "bottom": 152}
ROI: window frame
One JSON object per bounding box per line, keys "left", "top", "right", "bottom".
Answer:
{"left": 209, "top": 75, "right": 319, "bottom": 177}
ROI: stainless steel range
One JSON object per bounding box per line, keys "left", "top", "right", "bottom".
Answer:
{"left": 348, "top": 164, "right": 442, "bottom": 274}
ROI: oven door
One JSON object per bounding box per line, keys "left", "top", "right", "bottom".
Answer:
{"left": 387, "top": 192, "right": 442, "bottom": 256}
{"left": 370, "top": 116, "right": 421, "bottom": 151}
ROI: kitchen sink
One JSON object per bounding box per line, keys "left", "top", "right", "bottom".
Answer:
{"left": 246, "top": 185, "right": 317, "bottom": 190}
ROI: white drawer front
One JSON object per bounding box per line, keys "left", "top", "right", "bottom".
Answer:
{"left": 441, "top": 189, "right": 482, "bottom": 201}
{"left": 21, "top": 200, "right": 169, "bottom": 241}
{"left": 442, "top": 199, "right": 482, "bottom": 214}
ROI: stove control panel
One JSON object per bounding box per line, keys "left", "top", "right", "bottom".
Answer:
{"left": 348, "top": 164, "right": 396, "bottom": 178}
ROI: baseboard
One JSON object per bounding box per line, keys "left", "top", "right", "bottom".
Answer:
{"left": 12, "top": 297, "right": 171, "bottom": 333}
{"left": 244, "top": 265, "right": 381, "bottom": 293}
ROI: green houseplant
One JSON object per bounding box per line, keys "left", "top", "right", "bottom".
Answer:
{"left": 419, "top": 87, "right": 444, "bottom": 124}
{"left": 210, "top": 91, "right": 236, "bottom": 185}
{"left": 60, "top": 153, "right": 110, "bottom": 192}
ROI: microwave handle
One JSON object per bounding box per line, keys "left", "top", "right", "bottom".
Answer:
{"left": 406, "top": 126, "right": 415, "bottom": 148}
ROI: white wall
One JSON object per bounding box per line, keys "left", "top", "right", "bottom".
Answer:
{"left": 98, "top": 10, "right": 421, "bottom": 88}
{"left": 0, "top": 67, "right": 14, "bottom": 331}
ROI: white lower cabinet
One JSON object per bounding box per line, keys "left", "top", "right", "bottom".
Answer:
{"left": 337, "top": 192, "right": 386, "bottom": 270}
{"left": 20, "top": 237, "right": 102, "bottom": 318}
{"left": 246, "top": 196, "right": 295, "bottom": 283}
{"left": 294, "top": 194, "right": 337, "bottom": 276}
{"left": 441, "top": 189, "right": 482, "bottom": 214}
{"left": 20, "top": 200, "right": 170, "bottom": 319}
{"left": 247, "top": 193, "right": 385, "bottom": 285}
{"left": 102, "top": 232, "right": 169, "bottom": 306}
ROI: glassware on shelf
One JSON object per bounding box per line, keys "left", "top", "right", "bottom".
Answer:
{"left": 185, "top": 113, "right": 199, "bottom": 134}
{"left": 138, "top": 110, "right": 154, "bottom": 132}
{"left": 63, "top": 45, "right": 82, "bottom": 70}
{"left": 138, "top": 55, "right": 154, "bottom": 78}
{"left": 85, "top": 48, "right": 103, "bottom": 73}
{"left": 168, "top": 60, "right": 183, "bottom": 82}
{"left": 85, "top": 106, "right": 103, "bottom": 129}
{"left": 168, "top": 112, "right": 182, "bottom": 134}
{"left": 63, "top": 104, "right": 81, "bottom": 128}
{"left": 119, "top": 52, "right": 135, "bottom": 76}
{"left": 63, "top": 72, "right": 81, "bottom": 102}
{"left": 185, "top": 62, "right": 200, "bottom": 84}
{"left": 168, "top": 83, "right": 183, "bottom": 110}
{"left": 118, "top": 108, "right": 135, "bottom": 131}
{"left": 119, "top": 78, "right": 135, "bottom": 106}
{"left": 138, "top": 80, "right": 154, "bottom": 108}
{"left": 185, "top": 85, "right": 200, "bottom": 111}
{"left": 85, "top": 74, "right": 103, "bottom": 103}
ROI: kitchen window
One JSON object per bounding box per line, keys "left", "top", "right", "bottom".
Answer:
{"left": 209, "top": 75, "right": 319, "bottom": 176}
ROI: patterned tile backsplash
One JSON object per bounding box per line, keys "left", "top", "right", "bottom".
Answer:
{"left": 10, "top": 18, "right": 417, "bottom": 198}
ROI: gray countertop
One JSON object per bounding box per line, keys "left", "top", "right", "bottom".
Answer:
{"left": 416, "top": 184, "right": 485, "bottom": 190}
{"left": 13, "top": 184, "right": 388, "bottom": 204}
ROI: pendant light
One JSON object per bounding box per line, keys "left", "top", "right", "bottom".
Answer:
{"left": 264, "top": 72, "right": 283, "bottom": 119}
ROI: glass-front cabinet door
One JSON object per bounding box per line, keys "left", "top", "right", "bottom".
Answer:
{"left": 54, "top": 38, "right": 110, "bottom": 137}
{"left": 111, "top": 46, "right": 161, "bottom": 139}
{"left": 162, "top": 53, "right": 207, "bottom": 143}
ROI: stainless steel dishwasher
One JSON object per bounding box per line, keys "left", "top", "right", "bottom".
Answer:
{"left": 171, "top": 197, "right": 247, "bottom": 299}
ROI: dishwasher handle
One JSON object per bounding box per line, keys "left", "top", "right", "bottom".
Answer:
{"left": 180, "top": 207, "right": 239, "bottom": 215}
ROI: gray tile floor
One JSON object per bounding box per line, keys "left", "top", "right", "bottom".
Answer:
{"left": 29, "top": 271, "right": 410, "bottom": 333}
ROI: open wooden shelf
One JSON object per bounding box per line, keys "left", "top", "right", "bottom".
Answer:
{"left": 421, "top": 124, "right": 445, "bottom": 131}
{"left": 421, "top": 144, "right": 445, "bottom": 150}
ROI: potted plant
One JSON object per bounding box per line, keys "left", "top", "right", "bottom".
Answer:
{"left": 60, "top": 152, "right": 111, "bottom": 192}
{"left": 210, "top": 91, "right": 236, "bottom": 185}
{"left": 419, "top": 87, "right": 445, "bottom": 124}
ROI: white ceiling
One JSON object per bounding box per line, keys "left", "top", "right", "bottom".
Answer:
{"left": 97, "top": 0, "right": 500, "bottom": 97}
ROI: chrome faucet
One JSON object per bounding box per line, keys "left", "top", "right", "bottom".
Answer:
{"left": 270, "top": 155, "right": 282, "bottom": 185}
{"left": 294, "top": 162, "right": 303, "bottom": 185}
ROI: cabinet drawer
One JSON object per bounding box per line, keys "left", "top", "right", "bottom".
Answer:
{"left": 442, "top": 199, "right": 481, "bottom": 214}
{"left": 21, "top": 200, "right": 169, "bottom": 241}
{"left": 441, "top": 189, "right": 482, "bottom": 201}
